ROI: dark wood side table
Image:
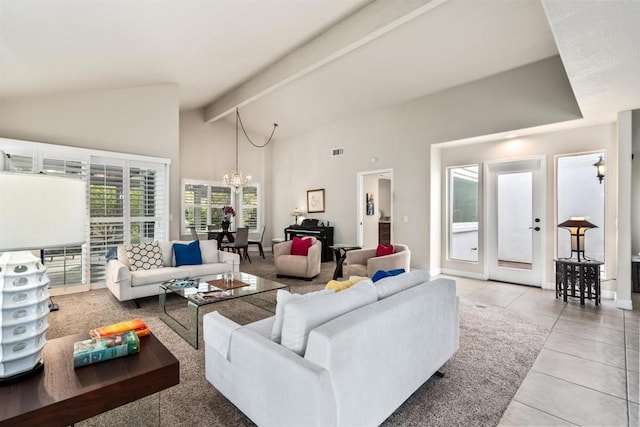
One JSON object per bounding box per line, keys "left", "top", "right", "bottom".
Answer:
{"left": 554, "top": 258, "right": 603, "bottom": 306}
{"left": 330, "top": 244, "right": 361, "bottom": 280}
{"left": 0, "top": 333, "right": 179, "bottom": 427}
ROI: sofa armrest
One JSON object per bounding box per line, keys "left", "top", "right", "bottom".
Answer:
{"left": 307, "top": 241, "right": 322, "bottom": 264}
{"left": 218, "top": 250, "right": 240, "bottom": 272}
{"left": 203, "top": 311, "right": 242, "bottom": 359}
{"left": 345, "top": 248, "right": 377, "bottom": 266}
{"left": 206, "top": 324, "right": 336, "bottom": 426}
{"left": 273, "top": 241, "right": 293, "bottom": 265}
{"left": 366, "top": 250, "right": 411, "bottom": 277}
{"left": 106, "top": 259, "right": 131, "bottom": 284}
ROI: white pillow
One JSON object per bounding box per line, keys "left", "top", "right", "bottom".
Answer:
{"left": 270, "top": 289, "right": 334, "bottom": 343}
{"left": 280, "top": 281, "right": 377, "bottom": 355}
{"left": 199, "top": 239, "right": 220, "bottom": 264}
{"left": 375, "top": 269, "right": 430, "bottom": 299}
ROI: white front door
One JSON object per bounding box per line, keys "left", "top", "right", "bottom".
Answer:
{"left": 485, "top": 158, "right": 545, "bottom": 286}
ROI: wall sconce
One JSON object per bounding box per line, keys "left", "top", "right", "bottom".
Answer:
{"left": 593, "top": 155, "right": 605, "bottom": 184}
{"left": 558, "top": 217, "right": 598, "bottom": 262}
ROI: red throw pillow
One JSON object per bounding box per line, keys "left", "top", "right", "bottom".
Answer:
{"left": 375, "top": 244, "right": 394, "bottom": 257}
{"left": 291, "top": 237, "right": 313, "bottom": 256}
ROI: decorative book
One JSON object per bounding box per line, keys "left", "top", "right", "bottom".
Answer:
{"left": 73, "top": 330, "right": 140, "bottom": 368}
{"left": 89, "top": 318, "right": 150, "bottom": 339}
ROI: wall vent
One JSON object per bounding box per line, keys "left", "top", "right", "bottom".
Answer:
{"left": 332, "top": 147, "right": 345, "bottom": 157}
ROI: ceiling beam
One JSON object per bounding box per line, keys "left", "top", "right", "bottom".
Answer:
{"left": 204, "top": 0, "right": 448, "bottom": 123}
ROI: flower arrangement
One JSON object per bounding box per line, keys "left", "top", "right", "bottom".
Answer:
{"left": 222, "top": 206, "right": 236, "bottom": 222}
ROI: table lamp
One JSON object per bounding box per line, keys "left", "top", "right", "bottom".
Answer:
{"left": 0, "top": 173, "right": 86, "bottom": 385}
{"left": 291, "top": 208, "right": 305, "bottom": 225}
{"left": 557, "top": 217, "right": 597, "bottom": 262}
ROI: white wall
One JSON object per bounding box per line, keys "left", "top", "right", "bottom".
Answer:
{"left": 0, "top": 84, "right": 182, "bottom": 237}
{"left": 179, "top": 109, "right": 271, "bottom": 239}
{"left": 379, "top": 178, "right": 391, "bottom": 219}
{"left": 270, "top": 56, "right": 581, "bottom": 268}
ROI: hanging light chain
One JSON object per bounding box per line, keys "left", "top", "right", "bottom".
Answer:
{"left": 236, "top": 107, "right": 278, "bottom": 148}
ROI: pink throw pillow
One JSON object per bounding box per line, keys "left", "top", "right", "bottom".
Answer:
{"left": 376, "top": 244, "right": 394, "bottom": 257}
{"left": 291, "top": 237, "right": 313, "bottom": 256}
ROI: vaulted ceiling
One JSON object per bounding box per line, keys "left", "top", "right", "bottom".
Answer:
{"left": 1, "top": 0, "right": 638, "bottom": 139}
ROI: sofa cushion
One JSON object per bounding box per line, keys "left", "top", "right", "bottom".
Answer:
{"left": 173, "top": 240, "right": 202, "bottom": 267}
{"left": 130, "top": 267, "right": 184, "bottom": 287}
{"left": 124, "top": 241, "right": 164, "bottom": 271}
{"left": 176, "top": 262, "right": 232, "bottom": 278}
{"left": 199, "top": 239, "right": 220, "bottom": 264}
{"left": 271, "top": 289, "right": 334, "bottom": 343}
{"left": 291, "top": 237, "right": 313, "bottom": 256}
{"left": 371, "top": 268, "right": 405, "bottom": 283}
{"left": 375, "top": 244, "right": 394, "bottom": 257}
{"left": 375, "top": 269, "right": 430, "bottom": 299}
{"left": 325, "top": 276, "right": 368, "bottom": 292}
{"left": 281, "top": 281, "right": 377, "bottom": 355}
{"left": 159, "top": 241, "right": 175, "bottom": 267}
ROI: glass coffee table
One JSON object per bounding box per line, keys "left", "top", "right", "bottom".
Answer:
{"left": 159, "top": 272, "right": 288, "bottom": 349}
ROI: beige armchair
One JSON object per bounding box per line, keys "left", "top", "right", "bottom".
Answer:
{"left": 274, "top": 237, "right": 322, "bottom": 280}
{"left": 343, "top": 244, "right": 410, "bottom": 277}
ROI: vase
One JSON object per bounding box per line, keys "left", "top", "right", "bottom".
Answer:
{"left": 221, "top": 221, "right": 231, "bottom": 231}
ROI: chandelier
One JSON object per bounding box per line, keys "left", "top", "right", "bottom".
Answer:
{"left": 223, "top": 108, "right": 278, "bottom": 193}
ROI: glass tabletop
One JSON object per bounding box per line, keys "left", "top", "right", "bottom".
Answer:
{"left": 330, "top": 244, "right": 361, "bottom": 250}
{"left": 161, "top": 272, "right": 288, "bottom": 306}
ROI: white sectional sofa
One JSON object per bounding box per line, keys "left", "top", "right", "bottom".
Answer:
{"left": 106, "top": 239, "right": 239, "bottom": 302}
{"left": 203, "top": 270, "right": 459, "bottom": 427}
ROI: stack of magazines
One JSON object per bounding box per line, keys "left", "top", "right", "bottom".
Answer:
{"left": 73, "top": 318, "right": 150, "bottom": 368}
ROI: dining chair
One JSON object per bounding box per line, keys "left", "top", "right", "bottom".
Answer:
{"left": 221, "top": 227, "right": 251, "bottom": 263}
{"left": 188, "top": 226, "right": 199, "bottom": 241}
{"left": 248, "top": 225, "right": 266, "bottom": 259}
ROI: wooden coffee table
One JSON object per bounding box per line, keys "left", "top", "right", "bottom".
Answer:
{"left": 0, "top": 333, "right": 179, "bottom": 427}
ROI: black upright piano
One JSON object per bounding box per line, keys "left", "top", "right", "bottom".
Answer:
{"left": 284, "top": 224, "right": 334, "bottom": 262}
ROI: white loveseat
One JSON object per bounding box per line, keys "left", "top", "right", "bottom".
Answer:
{"left": 203, "top": 270, "right": 459, "bottom": 426}
{"left": 106, "top": 239, "right": 239, "bottom": 302}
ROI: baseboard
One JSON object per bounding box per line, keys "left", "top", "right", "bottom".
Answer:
{"left": 49, "top": 283, "right": 91, "bottom": 296}
{"left": 541, "top": 281, "right": 555, "bottom": 290}
{"left": 601, "top": 290, "right": 616, "bottom": 300}
{"left": 439, "top": 268, "right": 487, "bottom": 281}
{"left": 428, "top": 267, "right": 442, "bottom": 277}
{"left": 615, "top": 297, "right": 633, "bottom": 310}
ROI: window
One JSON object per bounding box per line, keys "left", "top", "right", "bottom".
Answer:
{"left": 89, "top": 158, "right": 166, "bottom": 282}
{"left": 183, "top": 180, "right": 233, "bottom": 233}
{"left": 41, "top": 157, "right": 87, "bottom": 287}
{"left": 0, "top": 138, "right": 170, "bottom": 287}
{"left": 182, "top": 181, "right": 260, "bottom": 233}
{"left": 239, "top": 185, "right": 260, "bottom": 232}
{"left": 448, "top": 165, "right": 479, "bottom": 262}
{"left": 557, "top": 152, "right": 605, "bottom": 263}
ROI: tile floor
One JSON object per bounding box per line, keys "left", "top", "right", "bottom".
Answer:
{"left": 445, "top": 275, "right": 639, "bottom": 427}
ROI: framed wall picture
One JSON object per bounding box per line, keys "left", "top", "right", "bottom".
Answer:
{"left": 307, "top": 189, "right": 325, "bottom": 213}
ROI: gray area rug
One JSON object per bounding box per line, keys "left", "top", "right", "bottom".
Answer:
{"left": 46, "top": 253, "right": 548, "bottom": 426}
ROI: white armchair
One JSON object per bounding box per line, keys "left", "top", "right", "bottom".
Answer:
{"left": 274, "top": 237, "right": 322, "bottom": 280}
{"left": 343, "top": 244, "right": 410, "bottom": 277}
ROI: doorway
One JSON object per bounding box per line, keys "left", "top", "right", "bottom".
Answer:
{"left": 485, "top": 158, "right": 545, "bottom": 286}
{"left": 357, "top": 169, "right": 393, "bottom": 248}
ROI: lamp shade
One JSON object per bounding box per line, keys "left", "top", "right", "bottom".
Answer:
{"left": 558, "top": 217, "right": 597, "bottom": 261}
{"left": 0, "top": 173, "right": 86, "bottom": 251}
{"left": 557, "top": 218, "right": 598, "bottom": 230}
